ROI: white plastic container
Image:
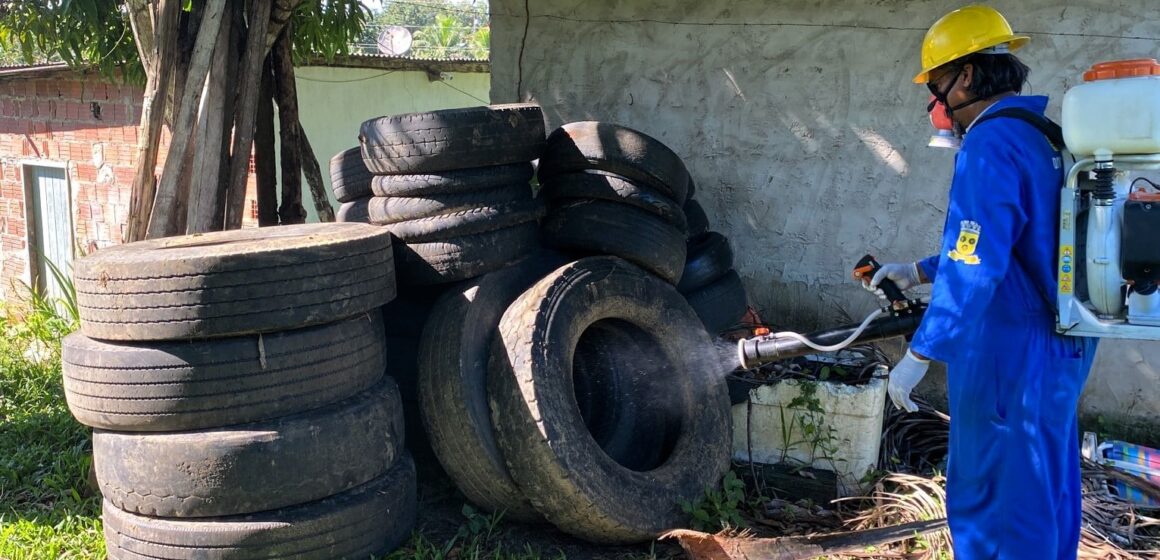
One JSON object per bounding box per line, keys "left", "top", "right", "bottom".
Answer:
{"left": 731, "top": 376, "right": 887, "bottom": 497}
{"left": 1063, "top": 59, "right": 1160, "bottom": 157}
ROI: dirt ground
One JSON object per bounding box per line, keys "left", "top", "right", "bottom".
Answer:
{"left": 408, "top": 453, "right": 686, "bottom": 560}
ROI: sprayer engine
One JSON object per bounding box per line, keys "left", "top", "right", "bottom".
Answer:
{"left": 1057, "top": 59, "right": 1160, "bottom": 338}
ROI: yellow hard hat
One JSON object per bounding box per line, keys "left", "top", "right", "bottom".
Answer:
{"left": 913, "top": 5, "right": 1029, "bottom": 84}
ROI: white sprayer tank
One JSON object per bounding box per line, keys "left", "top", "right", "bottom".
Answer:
{"left": 1063, "top": 59, "right": 1160, "bottom": 156}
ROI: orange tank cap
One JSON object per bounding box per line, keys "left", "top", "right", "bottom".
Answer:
{"left": 1083, "top": 59, "right": 1160, "bottom": 82}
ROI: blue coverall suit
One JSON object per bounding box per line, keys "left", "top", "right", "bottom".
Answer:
{"left": 909, "top": 95, "right": 1098, "bottom": 559}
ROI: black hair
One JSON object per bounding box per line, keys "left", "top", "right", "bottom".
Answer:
{"left": 954, "top": 53, "right": 1031, "bottom": 99}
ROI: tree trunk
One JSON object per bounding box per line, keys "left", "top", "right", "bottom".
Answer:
{"left": 266, "top": 0, "right": 305, "bottom": 51}
{"left": 147, "top": 0, "right": 227, "bottom": 239}
{"left": 298, "top": 130, "right": 335, "bottom": 222}
{"left": 272, "top": 23, "right": 305, "bottom": 225}
{"left": 224, "top": 0, "right": 274, "bottom": 229}
{"left": 124, "top": 0, "right": 156, "bottom": 72}
{"left": 186, "top": 0, "right": 239, "bottom": 234}
{"left": 255, "top": 56, "right": 279, "bottom": 227}
{"left": 124, "top": 0, "right": 181, "bottom": 243}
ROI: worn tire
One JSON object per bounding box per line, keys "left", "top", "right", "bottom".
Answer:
{"left": 685, "top": 270, "right": 748, "bottom": 335}
{"left": 418, "top": 252, "right": 569, "bottom": 521}
{"left": 75, "top": 223, "right": 395, "bottom": 341}
{"left": 365, "top": 184, "right": 531, "bottom": 225}
{"left": 360, "top": 104, "right": 546, "bottom": 174}
{"left": 336, "top": 199, "right": 370, "bottom": 223}
{"left": 385, "top": 199, "right": 543, "bottom": 243}
{"left": 94, "top": 379, "right": 405, "bottom": 518}
{"left": 542, "top": 199, "right": 685, "bottom": 285}
{"left": 683, "top": 199, "right": 710, "bottom": 240}
{"left": 487, "top": 256, "right": 732, "bottom": 544}
{"left": 395, "top": 221, "right": 541, "bottom": 286}
{"left": 62, "top": 312, "right": 385, "bottom": 432}
{"left": 370, "top": 164, "right": 534, "bottom": 197}
{"left": 686, "top": 175, "right": 696, "bottom": 201}
{"left": 677, "top": 232, "right": 734, "bottom": 294}
{"left": 330, "top": 147, "right": 373, "bottom": 203}
{"left": 539, "top": 170, "right": 687, "bottom": 232}
{"left": 102, "top": 453, "right": 417, "bottom": 560}
{"left": 537, "top": 121, "right": 689, "bottom": 202}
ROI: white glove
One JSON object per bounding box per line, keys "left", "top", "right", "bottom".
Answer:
{"left": 888, "top": 349, "right": 929, "bottom": 413}
{"left": 865, "top": 262, "right": 923, "bottom": 296}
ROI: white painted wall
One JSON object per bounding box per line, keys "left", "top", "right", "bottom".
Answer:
{"left": 489, "top": 0, "right": 1160, "bottom": 425}
{"left": 288, "top": 66, "right": 491, "bottom": 221}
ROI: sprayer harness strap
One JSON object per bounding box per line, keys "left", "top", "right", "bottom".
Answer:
{"left": 973, "top": 107, "right": 1066, "bottom": 150}
{"left": 971, "top": 107, "right": 1065, "bottom": 318}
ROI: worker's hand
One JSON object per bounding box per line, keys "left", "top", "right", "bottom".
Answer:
{"left": 887, "top": 349, "right": 929, "bottom": 413}
{"left": 865, "top": 262, "right": 924, "bottom": 296}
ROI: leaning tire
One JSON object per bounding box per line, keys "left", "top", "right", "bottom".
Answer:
{"left": 395, "top": 222, "right": 541, "bottom": 286}
{"left": 537, "top": 121, "right": 690, "bottom": 203}
{"left": 94, "top": 379, "right": 405, "bottom": 518}
{"left": 62, "top": 312, "right": 385, "bottom": 432}
{"left": 74, "top": 223, "right": 396, "bottom": 340}
{"left": 539, "top": 170, "right": 687, "bottom": 232}
{"left": 685, "top": 270, "right": 748, "bottom": 335}
{"left": 488, "top": 256, "right": 732, "bottom": 544}
{"left": 370, "top": 164, "right": 534, "bottom": 197}
{"left": 418, "top": 252, "right": 569, "bottom": 521}
{"left": 330, "top": 147, "right": 373, "bottom": 203}
{"left": 677, "top": 232, "right": 734, "bottom": 294}
{"left": 102, "top": 453, "right": 417, "bottom": 560}
{"left": 541, "top": 199, "right": 686, "bottom": 285}
{"left": 360, "top": 104, "right": 546, "bottom": 174}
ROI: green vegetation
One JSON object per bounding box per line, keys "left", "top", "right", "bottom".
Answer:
{"left": 0, "top": 0, "right": 371, "bottom": 81}
{"left": 0, "top": 278, "right": 103, "bottom": 560}
{"left": 358, "top": 0, "right": 489, "bottom": 59}
{"left": 679, "top": 470, "right": 748, "bottom": 532}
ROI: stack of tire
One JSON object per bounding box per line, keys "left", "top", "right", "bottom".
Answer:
{"left": 61, "top": 224, "right": 416, "bottom": 559}
{"left": 333, "top": 103, "right": 547, "bottom": 287}
{"left": 330, "top": 103, "right": 549, "bottom": 471}
{"left": 536, "top": 121, "right": 691, "bottom": 285}
{"left": 679, "top": 196, "right": 749, "bottom": 334}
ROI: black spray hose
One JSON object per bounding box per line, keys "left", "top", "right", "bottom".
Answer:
{"left": 737, "top": 308, "right": 925, "bottom": 369}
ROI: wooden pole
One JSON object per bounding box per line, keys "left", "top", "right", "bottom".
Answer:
{"left": 147, "top": 0, "right": 227, "bottom": 238}
{"left": 272, "top": 23, "right": 305, "bottom": 225}
{"left": 255, "top": 56, "right": 279, "bottom": 226}
{"left": 186, "top": 0, "right": 238, "bottom": 234}
{"left": 224, "top": 0, "right": 274, "bottom": 229}
{"left": 298, "top": 129, "right": 336, "bottom": 222}
{"left": 124, "top": 0, "right": 180, "bottom": 243}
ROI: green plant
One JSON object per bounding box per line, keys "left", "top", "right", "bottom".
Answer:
{"left": 776, "top": 381, "right": 845, "bottom": 475}
{"left": 680, "top": 470, "right": 747, "bottom": 532}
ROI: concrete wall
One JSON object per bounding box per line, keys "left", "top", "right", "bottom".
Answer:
{"left": 291, "top": 66, "right": 491, "bottom": 221}
{"left": 489, "top": 0, "right": 1160, "bottom": 426}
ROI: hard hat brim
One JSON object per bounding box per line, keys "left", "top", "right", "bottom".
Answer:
{"left": 912, "top": 34, "right": 1030, "bottom": 84}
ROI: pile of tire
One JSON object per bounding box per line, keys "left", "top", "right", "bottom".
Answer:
{"left": 679, "top": 197, "right": 749, "bottom": 334}
{"left": 331, "top": 103, "right": 546, "bottom": 287}
{"left": 330, "top": 106, "right": 734, "bottom": 544}
{"left": 62, "top": 223, "right": 416, "bottom": 559}
{"left": 330, "top": 103, "right": 549, "bottom": 470}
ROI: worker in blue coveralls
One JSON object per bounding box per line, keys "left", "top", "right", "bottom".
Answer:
{"left": 864, "top": 5, "right": 1098, "bottom": 559}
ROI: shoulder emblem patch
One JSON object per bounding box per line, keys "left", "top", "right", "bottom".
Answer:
{"left": 948, "top": 220, "right": 981, "bottom": 265}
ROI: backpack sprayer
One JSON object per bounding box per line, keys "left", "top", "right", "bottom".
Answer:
{"left": 738, "top": 58, "right": 1160, "bottom": 370}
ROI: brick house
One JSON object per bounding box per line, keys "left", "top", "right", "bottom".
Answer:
{"left": 0, "top": 62, "right": 259, "bottom": 303}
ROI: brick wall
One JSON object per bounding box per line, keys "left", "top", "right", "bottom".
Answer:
{"left": 0, "top": 69, "right": 258, "bottom": 298}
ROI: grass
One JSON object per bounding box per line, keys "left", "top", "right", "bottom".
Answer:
{"left": 0, "top": 280, "right": 105, "bottom": 560}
